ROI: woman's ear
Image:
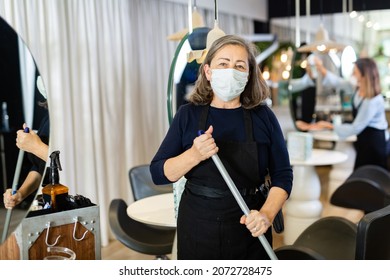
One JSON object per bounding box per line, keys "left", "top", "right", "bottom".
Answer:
{"left": 204, "top": 64, "right": 211, "bottom": 81}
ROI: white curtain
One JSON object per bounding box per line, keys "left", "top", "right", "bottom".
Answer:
{"left": 0, "top": 0, "right": 254, "bottom": 247}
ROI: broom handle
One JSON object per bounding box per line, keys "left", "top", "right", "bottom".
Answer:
{"left": 198, "top": 130, "right": 277, "bottom": 260}
{"left": 1, "top": 127, "right": 29, "bottom": 244}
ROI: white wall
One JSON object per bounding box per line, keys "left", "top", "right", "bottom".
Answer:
{"left": 163, "top": 0, "right": 268, "bottom": 22}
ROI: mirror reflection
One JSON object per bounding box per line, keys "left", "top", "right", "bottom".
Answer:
{"left": 0, "top": 16, "right": 49, "bottom": 244}
{"left": 288, "top": 47, "right": 357, "bottom": 131}
{"left": 167, "top": 27, "right": 210, "bottom": 123}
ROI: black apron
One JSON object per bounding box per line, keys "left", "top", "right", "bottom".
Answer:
{"left": 352, "top": 96, "right": 388, "bottom": 170}
{"left": 177, "top": 105, "right": 272, "bottom": 260}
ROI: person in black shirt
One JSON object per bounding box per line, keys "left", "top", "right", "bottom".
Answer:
{"left": 150, "top": 35, "right": 292, "bottom": 259}
{"left": 3, "top": 76, "right": 49, "bottom": 209}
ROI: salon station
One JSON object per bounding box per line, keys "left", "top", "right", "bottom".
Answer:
{"left": 1, "top": 0, "right": 390, "bottom": 261}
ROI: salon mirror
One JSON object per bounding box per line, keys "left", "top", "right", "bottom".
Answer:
{"left": 0, "top": 16, "right": 49, "bottom": 244}
{"left": 167, "top": 27, "right": 210, "bottom": 124}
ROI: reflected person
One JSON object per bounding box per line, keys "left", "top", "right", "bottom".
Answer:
{"left": 150, "top": 35, "right": 292, "bottom": 259}
{"left": 289, "top": 53, "right": 317, "bottom": 124}
{"left": 302, "top": 57, "right": 389, "bottom": 170}
{"left": 3, "top": 76, "right": 49, "bottom": 209}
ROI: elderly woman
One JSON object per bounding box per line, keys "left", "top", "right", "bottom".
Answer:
{"left": 150, "top": 35, "right": 293, "bottom": 259}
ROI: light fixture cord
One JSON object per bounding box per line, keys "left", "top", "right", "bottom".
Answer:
{"left": 214, "top": 0, "right": 218, "bottom": 22}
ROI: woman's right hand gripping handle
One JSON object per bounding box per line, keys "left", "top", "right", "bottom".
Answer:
{"left": 195, "top": 125, "right": 219, "bottom": 162}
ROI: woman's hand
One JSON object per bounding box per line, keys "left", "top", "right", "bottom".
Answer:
{"left": 295, "top": 120, "right": 333, "bottom": 131}
{"left": 313, "top": 120, "right": 333, "bottom": 130}
{"left": 163, "top": 125, "right": 219, "bottom": 182}
{"left": 240, "top": 210, "right": 271, "bottom": 237}
{"left": 191, "top": 125, "right": 219, "bottom": 162}
{"left": 3, "top": 189, "right": 22, "bottom": 209}
{"left": 16, "top": 123, "right": 42, "bottom": 153}
{"left": 16, "top": 123, "right": 48, "bottom": 161}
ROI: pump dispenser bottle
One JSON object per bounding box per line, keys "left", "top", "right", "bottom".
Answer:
{"left": 42, "top": 151, "right": 69, "bottom": 211}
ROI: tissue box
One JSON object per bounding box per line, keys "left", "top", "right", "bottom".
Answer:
{"left": 287, "top": 131, "right": 313, "bottom": 161}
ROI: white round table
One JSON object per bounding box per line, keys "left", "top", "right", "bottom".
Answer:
{"left": 311, "top": 130, "right": 357, "bottom": 198}
{"left": 284, "top": 148, "right": 348, "bottom": 245}
{"left": 127, "top": 193, "right": 176, "bottom": 228}
{"left": 127, "top": 193, "right": 177, "bottom": 259}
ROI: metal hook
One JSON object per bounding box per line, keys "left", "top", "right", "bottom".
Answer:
{"left": 72, "top": 217, "right": 88, "bottom": 241}
{"left": 45, "top": 222, "right": 61, "bottom": 247}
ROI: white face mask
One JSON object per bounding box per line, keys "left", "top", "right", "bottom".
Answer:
{"left": 210, "top": 68, "right": 248, "bottom": 102}
{"left": 349, "top": 75, "right": 358, "bottom": 88}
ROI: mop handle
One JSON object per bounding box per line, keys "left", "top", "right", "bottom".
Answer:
{"left": 11, "top": 127, "right": 29, "bottom": 194}
{"left": 1, "top": 127, "right": 30, "bottom": 243}
{"left": 198, "top": 130, "right": 278, "bottom": 260}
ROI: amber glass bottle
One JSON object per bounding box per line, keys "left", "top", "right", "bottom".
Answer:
{"left": 42, "top": 151, "right": 69, "bottom": 211}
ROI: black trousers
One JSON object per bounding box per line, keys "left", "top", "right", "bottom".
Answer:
{"left": 354, "top": 127, "right": 388, "bottom": 170}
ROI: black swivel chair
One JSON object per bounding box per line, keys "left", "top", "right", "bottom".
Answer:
{"left": 108, "top": 199, "right": 176, "bottom": 259}
{"left": 275, "top": 216, "right": 357, "bottom": 260}
{"left": 129, "top": 164, "right": 173, "bottom": 201}
{"left": 108, "top": 164, "right": 176, "bottom": 259}
{"left": 355, "top": 204, "right": 390, "bottom": 259}
{"left": 275, "top": 205, "right": 390, "bottom": 260}
{"left": 330, "top": 165, "right": 390, "bottom": 213}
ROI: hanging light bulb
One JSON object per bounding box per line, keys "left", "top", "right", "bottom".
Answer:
{"left": 349, "top": 11, "right": 358, "bottom": 18}
{"left": 282, "top": 70, "right": 290, "bottom": 80}
{"left": 297, "top": 24, "right": 346, "bottom": 53}
{"left": 280, "top": 51, "right": 288, "bottom": 63}
{"left": 262, "top": 66, "right": 270, "bottom": 80}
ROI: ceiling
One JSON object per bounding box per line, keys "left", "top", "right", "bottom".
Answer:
{"left": 268, "top": 0, "right": 390, "bottom": 19}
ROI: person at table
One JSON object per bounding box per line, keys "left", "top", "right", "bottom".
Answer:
{"left": 150, "top": 35, "right": 293, "bottom": 260}
{"left": 300, "top": 57, "right": 389, "bottom": 170}
{"left": 3, "top": 76, "right": 49, "bottom": 209}
{"left": 289, "top": 52, "right": 318, "bottom": 126}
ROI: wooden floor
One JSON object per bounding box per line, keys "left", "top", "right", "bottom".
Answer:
{"left": 101, "top": 165, "right": 364, "bottom": 260}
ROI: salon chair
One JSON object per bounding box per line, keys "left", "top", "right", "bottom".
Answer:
{"left": 129, "top": 164, "right": 173, "bottom": 201}
{"left": 355, "top": 204, "right": 390, "bottom": 259}
{"left": 275, "top": 204, "right": 390, "bottom": 260}
{"left": 275, "top": 216, "right": 357, "bottom": 260}
{"left": 108, "top": 199, "right": 176, "bottom": 259}
{"left": 330, "top": 165, "right": 390, "bottom": 213}
{"left": 274, "top": 245, "right": 325, "bottom": 260}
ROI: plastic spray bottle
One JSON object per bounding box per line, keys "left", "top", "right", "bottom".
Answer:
{"left": 41, "top": 151, "right": 69, "bottom": 211}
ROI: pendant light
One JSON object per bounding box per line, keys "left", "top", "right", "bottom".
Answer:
{"left": 187, "top": 0, "right": 226, "bottom": 63}
{"left": 297, "top": 0, "right": 346, "bottom": 53}
{"left": 167, "top": 0, "right": 205, "bottom": 41}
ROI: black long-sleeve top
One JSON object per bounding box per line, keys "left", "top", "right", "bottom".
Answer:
{"left": 150, "top": 103, "right": 293, "bottom": 196}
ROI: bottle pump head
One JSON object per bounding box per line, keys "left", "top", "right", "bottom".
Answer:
{"left": 49, "top": 151, "right": 62, "bottom": 184}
